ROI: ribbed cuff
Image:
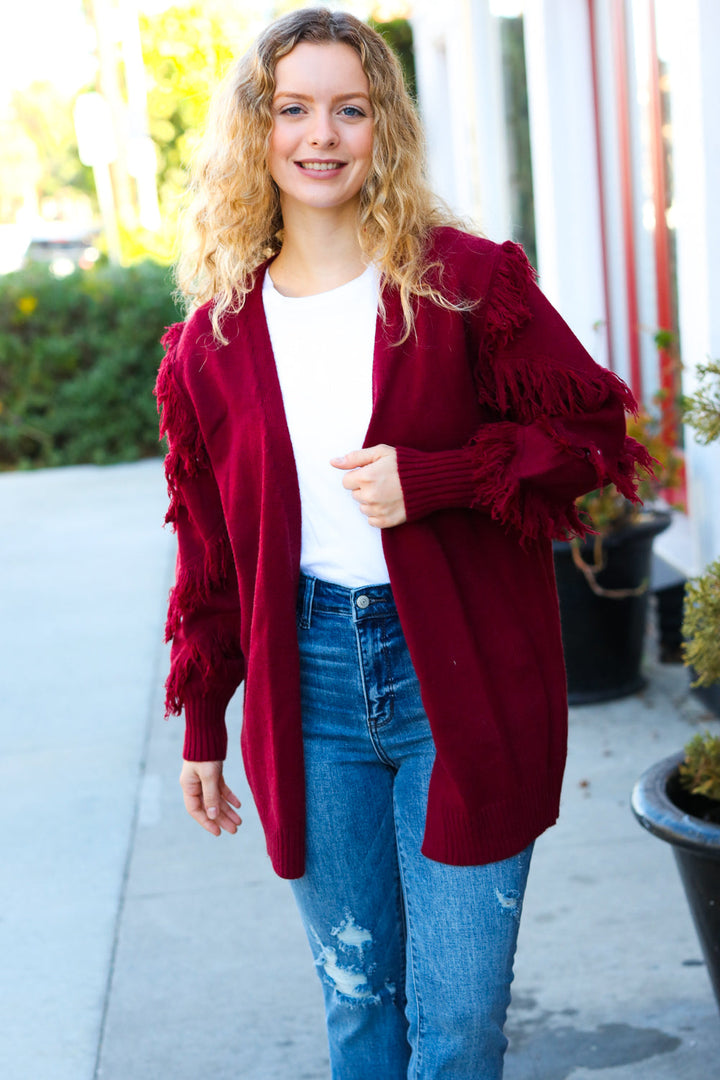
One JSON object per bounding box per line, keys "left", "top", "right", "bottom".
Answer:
{"left": 182, "top": 692, "right": 230, "bottom": 761}
{"left": 396, "top": 446, "right": 479, "bottom": 523}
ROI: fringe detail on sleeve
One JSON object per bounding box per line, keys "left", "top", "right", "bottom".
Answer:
{"left": 477, "top": 353, "right": 639, "bottom": 427}
{"left": 536, "top": 415, "right": 655, "bottom": 496}
{"left": 481, "top": 241, "right": 536, "bottom": 355}
{"left": 155, "top": 323, "right": 211, "bottom": 524}
{"left": 468, "top": 423, "right": 657, "bottom": 545}
{"left": 478, "top": 242, "right": 639, "bottom": 427}
{"left": 164, "top": 629, "right": 244, "bottom": 718}
{"left": 471, "top": 242, "right": 651, "bottom": 541}
{"left": 609, "top": 436, "right": 656, "bottom": 501}
{"left": 164, "top": 531, "right": 234, "bottom": 642}
{"left": 467, "top": 423, "right": 589, "bottom": 543}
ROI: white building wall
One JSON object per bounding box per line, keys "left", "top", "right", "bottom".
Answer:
{"left": 465, "top": 1, "right": 513, "bottom": 241}
{"left": 411, "top": 10, "right": 457, "bottom": 206}
{"left": 521, "top": 0, "right": 607, "bottom": 360}
{"left": 591, "top": 0, "right": 630, "bottom": 386}
{"left": 411, "top": 0, "right": 511, "bottom": 239}
{"left": 663, "top": 0, "right": 720, "bottom": 571}
{"left": 627, "top": 1, "right": 661, "bottom": 403}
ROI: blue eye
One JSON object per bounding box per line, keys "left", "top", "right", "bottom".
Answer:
{"left": 340, "top": 105, "right": 365, "bottom": 118}
{"left": 280, "top": 105, "right": 304, "bottom": 116}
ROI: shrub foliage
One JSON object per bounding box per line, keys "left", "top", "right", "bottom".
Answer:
{"left": 681, "top": 359, "right": 720, "bottom": 689}
{"left": 679, "top": 731, "right": 720, "bottom": 802}
{"left": 0, "top": 261, "right": 182, "bottom": 469}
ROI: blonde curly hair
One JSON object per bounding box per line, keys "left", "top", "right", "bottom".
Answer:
{"left": 176, "top": 7, "right": 472, "bottom": 343}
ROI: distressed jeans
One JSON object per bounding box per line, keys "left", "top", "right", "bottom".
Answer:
{"left": 291, "top": 574, "right": 533, "bottom": 1080}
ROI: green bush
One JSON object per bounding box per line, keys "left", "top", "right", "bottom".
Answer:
{"left": 679, "top": 731, "right": 720, "bottom": 802}
{"left": 0, "top": 261, "right": 183, "bottom": 469}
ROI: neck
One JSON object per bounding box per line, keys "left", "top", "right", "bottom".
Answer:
{"left": 270, "top": 199, "right": 367, "bottom": 297}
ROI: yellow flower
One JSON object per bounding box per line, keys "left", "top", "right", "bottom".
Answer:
{"left": 17, "top": 295, "right": 38, "bottom": 315}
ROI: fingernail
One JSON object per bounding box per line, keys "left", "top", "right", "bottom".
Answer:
{"left": 207, "top": 807, "right": 217, "bottom": 819}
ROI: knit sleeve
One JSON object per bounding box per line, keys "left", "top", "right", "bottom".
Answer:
{"left": 396, "top": 242, "right": 652, "bottom": 541}
{"left": 155, "top": 323, "right": 245, "bottom": 761}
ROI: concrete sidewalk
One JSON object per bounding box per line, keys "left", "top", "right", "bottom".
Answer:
{"left": 2, "top": 460, "right": 719, "bottom": 1080}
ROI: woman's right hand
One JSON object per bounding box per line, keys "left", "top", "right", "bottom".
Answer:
{"left": 179, "top": 759, "right": 242, "bottom": 836}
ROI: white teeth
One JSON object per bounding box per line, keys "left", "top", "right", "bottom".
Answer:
{"left": 300, "top": 162, "right": 342, "bottom": 171}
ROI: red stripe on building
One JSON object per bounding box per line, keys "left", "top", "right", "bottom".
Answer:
{"left": 612, "top": 0, "right": 643, "bottom": 399}
{"left": 647, "top": 0, "right": 677, "bottom": 444}
{"left": 587, "top": 0, "right": 615, "bottom": 372}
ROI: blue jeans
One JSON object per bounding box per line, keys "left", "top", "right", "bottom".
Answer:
{"left": 291, "top": 574, "right": 532, "bottom": 1080}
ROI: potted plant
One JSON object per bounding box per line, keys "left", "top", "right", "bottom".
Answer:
{"left": 631, "top": 734, "right": 720, "bottom": 1011}
{"left": 631, "top": 359, "right": 720, "bottom": 1012}
{"left": 553, "top": 408, "right": 683, "bottom": 704}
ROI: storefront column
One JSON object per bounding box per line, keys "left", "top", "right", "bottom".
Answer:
{"left": 522, "top": 0, "right": 607, "bottom": 360}
{"left": 412, "top": 0, "right": 511, "bottom": 238}
{"left": 665, "top": 0, "right": 720, "bottom": 569}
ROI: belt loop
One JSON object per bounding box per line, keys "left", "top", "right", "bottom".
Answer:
{"left": 298, "top": 574, "right": 316, "bottom": 628}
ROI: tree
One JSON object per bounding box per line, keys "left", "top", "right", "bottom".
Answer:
{"left": 139, "top": 1, "right": 255, "bottom": 220}
{"left": 7, "top": 82, "right": 94, "bottom": 216}
{"left": 0, "top": 115, "right": 41, "bottom": 222}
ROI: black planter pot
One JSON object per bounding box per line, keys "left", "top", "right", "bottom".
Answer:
{"left": 553, "top": 512, "right": 672, "bottom": 704}
{"left": 692, "top": 679, "right": 720, "bottom": 719}
{"left": 631, "top": 751, "right": 720, "bottom": 1012}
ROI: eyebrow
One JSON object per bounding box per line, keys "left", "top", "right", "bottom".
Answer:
{"left": 273, "top": 91, "right": 371, "bottom": 103}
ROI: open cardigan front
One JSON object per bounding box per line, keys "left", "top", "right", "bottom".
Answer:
{"left": 155, "top": 229, "right": 649, "bottom": 879}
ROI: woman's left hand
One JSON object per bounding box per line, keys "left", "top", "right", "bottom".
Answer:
{"left": 331, "top": 444, "right": 407, "bottom": 528}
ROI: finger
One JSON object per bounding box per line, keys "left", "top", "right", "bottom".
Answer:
{"left": 188, "top": 797, "right": 241, "bottom": 835}
{"left": 204, "top": 787, "right": 243, "bottom": 833}
{"left": 219, "top": 782, "right": 242, "bottom": 826}
{"left": 182, "top": 790, "right": 222, "bottom": 835}
{"left": 179, "top": 774, "right": 205, "bottom": 817}
{"left": 367, "top": 506, "right": 406, "bottom": 529}
{"left": 330, "top": 446, "right": 384, "bottom": 470}
{"left": 221, "top": 781, "right": 241, "bottom": 809}
{"left": 193, "top": 808, "right": 222, "bottom": 835}
{"left": 181, "top": 787, "right": 205, "bottom": 818}
{"left": 217, "top": 806, "right": 242, "bottom": 832}
{"left": 342, "top": 471, "right": 363, "bottom": 491}
{"left": 201, "top": 777, "right": 222, "bottom": 821}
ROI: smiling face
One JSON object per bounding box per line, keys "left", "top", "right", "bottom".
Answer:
{"left": 267, "top": 41, "right": 374, "bottom": 217}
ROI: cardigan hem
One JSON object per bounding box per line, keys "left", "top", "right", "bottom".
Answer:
{"left": 420, "top": 782, "right": 564, "bottom": 867}
{"left": 265, "top": 826, "right": 306, "bottom": 880}
{"left": 420, "top": 811, "right": 557, "bottom": 867}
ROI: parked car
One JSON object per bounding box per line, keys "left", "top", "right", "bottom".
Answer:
{"left": 23, "top": 223, "right": 100, "bottom": 276}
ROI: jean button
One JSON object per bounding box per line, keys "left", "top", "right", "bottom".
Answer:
{"left": 356, "top": 594, "right": 370, "bottom": 609}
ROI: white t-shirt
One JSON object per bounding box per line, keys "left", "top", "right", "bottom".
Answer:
{"left": 262, "top": 264, "right": 390, "bottom": 587}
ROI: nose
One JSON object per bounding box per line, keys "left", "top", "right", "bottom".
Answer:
{"left": 309, "top": 111, "right": 338, "bottom": 148}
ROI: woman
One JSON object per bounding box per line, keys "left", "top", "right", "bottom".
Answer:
{"left": 156, "top": 9, "right": 648, "bottom": 1078}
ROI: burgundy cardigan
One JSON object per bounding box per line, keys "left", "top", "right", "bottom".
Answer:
{"left": 155, "top": 228, "right": 648, "bottom": 879}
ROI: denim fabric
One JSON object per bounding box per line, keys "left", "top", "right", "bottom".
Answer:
{"left": 291, "top": 574, "right": 532, "bottom": 1080}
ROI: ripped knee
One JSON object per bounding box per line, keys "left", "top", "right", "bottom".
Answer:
{"left": 311, "top": 913, "right": 395, "bottom": 1006}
